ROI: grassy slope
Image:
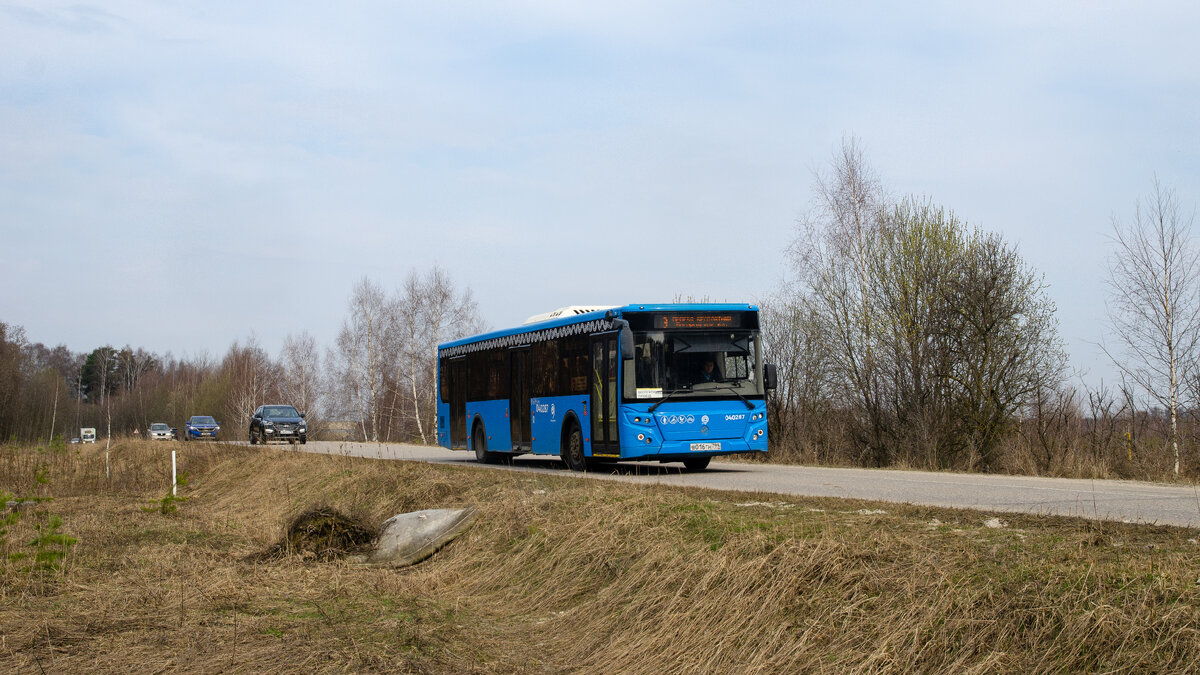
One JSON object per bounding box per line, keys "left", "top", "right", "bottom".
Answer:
{"left": 2, "top": 441, "right": 1199, "bottom": 673}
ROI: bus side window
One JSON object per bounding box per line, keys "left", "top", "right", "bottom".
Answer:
{"left": 560, "top": 334, "right": 589, "bottom": 394}
{"left": 533, "top": 341, "right": 559, "bottom": 396}
{"left": 487, "top": 348, "right": 509, "bottom": 398}
{"left": 572, "top": 355, "right": 588, "bottom": 393}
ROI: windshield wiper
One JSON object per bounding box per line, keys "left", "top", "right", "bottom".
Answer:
{"left": 648, "top": 389, "right": 690, "bottom": 413}
{"left": 715, "top": 384, "right": 756, "bottom": 409}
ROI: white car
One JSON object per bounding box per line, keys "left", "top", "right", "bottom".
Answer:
{"left": 148, "top": 422, "right": 173, "bottom": 441}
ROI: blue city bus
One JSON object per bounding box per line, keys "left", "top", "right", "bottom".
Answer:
{"left": 436, "top": 303, "right": 776, "bottom": 471}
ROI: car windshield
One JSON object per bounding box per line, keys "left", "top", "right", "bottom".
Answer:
{"left": 263, "top": 406, "right": 300, "bottom": 419}
{"left": 151, "top": 423, "right": 169, "bottom": 431}
{"left": 190, "top": 416, "right": 216, "bottom": 425}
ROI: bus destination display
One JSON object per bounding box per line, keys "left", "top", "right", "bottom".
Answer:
{"left": 653, "top": 313, "right": 739, "bottom": 330}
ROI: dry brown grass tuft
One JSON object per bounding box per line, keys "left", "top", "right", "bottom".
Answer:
{"left": 255, "top": 505, "right": 377, "bottom": 562}
{"left": 2, "top": 440, "right": 1200, "bottom": 672}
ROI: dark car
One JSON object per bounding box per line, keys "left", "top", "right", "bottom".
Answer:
{"left": 184, "top": 415, "right": 219, "bottom": 441}
{"left": 249, "top": 404, "right": 307, "bottom": 445}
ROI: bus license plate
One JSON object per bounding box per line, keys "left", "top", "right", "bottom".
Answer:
{"left": 690, "top": 442, "right": 720, "bottom": 452}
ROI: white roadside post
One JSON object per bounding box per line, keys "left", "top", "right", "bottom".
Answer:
{"left": 172, "top": 450, "right": 177, "bottom": 497}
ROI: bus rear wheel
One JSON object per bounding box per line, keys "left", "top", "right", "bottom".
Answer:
{"left": 682, "top": 456, "right": 711, "bottom": 472}
{"left": 562, "top": 424, "right": 587, "bottom": 472}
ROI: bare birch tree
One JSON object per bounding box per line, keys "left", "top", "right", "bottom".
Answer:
{"left": 331, "top": 277, "right": 395, "bottom": 442}
{"left": 1104, "top": 179, "right": 1200, "bottom": 475}
{"left": 279, "top": 331, "right": 321, "bottom": 420}
{"left": 395, "top": 266, "right": 484, "bottom": 444}
{"left": 789, "top": 137, "right": 890, "bottom": 464}
{"left": 395, "top": 274, "right": 429, "bottom": 443}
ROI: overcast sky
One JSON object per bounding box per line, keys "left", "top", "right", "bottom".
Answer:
{"left": 2, "top": 2, "right": 1198, "bottom": 388}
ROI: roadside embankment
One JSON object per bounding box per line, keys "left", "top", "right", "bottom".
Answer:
{"left": 2, "top": 441, "right": 1199, "bottom": 672}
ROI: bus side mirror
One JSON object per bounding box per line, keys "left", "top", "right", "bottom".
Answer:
{"left": 614, "top": 319, "right": 635, "bottom": 360}
{"left": 764, "top": 363, "right": 778, "bottom": 391}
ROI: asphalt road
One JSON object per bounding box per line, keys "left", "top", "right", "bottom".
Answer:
{"left": 281, "top": 440, "right": 1200, "bottom": 529}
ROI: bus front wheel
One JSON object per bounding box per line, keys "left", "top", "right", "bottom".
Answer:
{"left": 562, "top": 425, "right": 587, "bottom": 472}
{"left": 473, "top": 424, "right": 496, "bottom": 464}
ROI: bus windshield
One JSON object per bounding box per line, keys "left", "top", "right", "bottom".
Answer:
{"left": 631, "top": 330, "right": 762, "bottom": 399}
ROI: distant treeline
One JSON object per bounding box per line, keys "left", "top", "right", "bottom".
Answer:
{"left": 0, "top": 266, "right": 481, "bottom": 446}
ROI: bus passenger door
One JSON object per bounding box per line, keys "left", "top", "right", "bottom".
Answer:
{"left": 509, "top": 346, "right": 531, "bottom": 451}
{"left": 448, "top": 357, "right": 467, "bottom": 449}
{"left": 589, "top": 333, "right": 620, "bottom": 457}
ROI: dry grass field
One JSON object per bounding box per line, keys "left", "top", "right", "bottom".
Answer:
{"left": 2, "top": 440, "right": 1200, "bottom": 673}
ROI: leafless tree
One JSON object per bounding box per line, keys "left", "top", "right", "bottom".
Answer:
{"left": 331, "top": 277, "right": 395, "bottom": 442}
{"left": 1021, "top": 373, "right": 1079, "bottom": 474}
{"left": 0, "top": 323, "right": 28, "bottom": 440}
{"left": 789, "top": 137, "right": 890, "bottom": 464}
{"left": 116, "top": 346, "right": 157, "bottom": 393}
{"left": 279, "top": 331, "right": 321, "bottom": 420}
{"left": 759, "top": 286, "right": 833, "bottom": 461}
{"left": 395, "top": 266, "right": 484, "bottom": 444}
{"left": 1104, "top": 179, "right": 1200, "bottom": 475}
{"left": 221, "top": 338, "right": 275, "bottom": 437}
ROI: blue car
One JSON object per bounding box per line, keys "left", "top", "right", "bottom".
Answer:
{"left": 184, "top": 415, "right": 221, "bottom": 441}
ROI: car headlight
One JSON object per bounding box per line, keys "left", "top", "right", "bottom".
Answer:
{"left": 299, "top": 426, "right": 306, "bottom": 433}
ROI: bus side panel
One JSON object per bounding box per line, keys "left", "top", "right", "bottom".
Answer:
{"left": 465, "top": 399, "right": 511, "bottom": 452}
{"left": 437, "top": 401, "right": 450, "bottom": 449}
{"left": 529, "top": 395, "right": 590, "bottom": 456}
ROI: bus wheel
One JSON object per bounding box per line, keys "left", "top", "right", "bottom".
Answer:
{"left": 682, "top": 456, "right": 711, "bottom": 472}
{"left": 473, "top": 424, "right": 494, "bottom": 464}
{"left": 562, "top": 424, "right": 587, "bottom": 472}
